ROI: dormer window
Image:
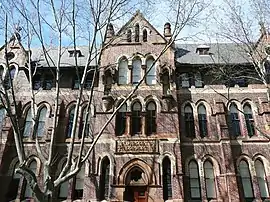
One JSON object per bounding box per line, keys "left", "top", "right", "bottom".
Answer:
{"left": 196, "top": 45, "right": 210, "bottom": 55}
{"left": 68, "top": 50, "right": 83, "bottom": 57}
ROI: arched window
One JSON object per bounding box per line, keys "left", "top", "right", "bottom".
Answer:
{"left": 79, "top": 107, "right": 90, "bottom": 139}
{"left": 23, "top": 108, "right": 32, "bottom": 137}
{"left": 243, "top": 104, "right": 255, "bottom": 137}
{"left": 100, "top": 157, "right": 110, "bottom": 200}
{"left": 58, "top": 161, "right": 69, "bottom": 199}
{"left": 162, "top": 70, "right": 170, "bottom": 95}
{"left": 146, "top": 57, "right": 156, "bottom": 85}
{"left": 37, "top": 107, "right": 47, "bottom": 137}
{"left": 66, "top": 106, "right": 75, "bottom": 138}
{"left": 204, "top": 161, "right": 216, "bottom": 199}
{"left": 132, "top": 57, "right": 141, "bottom": 84}
{"left": 135, "top": 24, "right": 139, "bottom": 42}
{"left": 115, "top": 103, "right": 127, "bottom": 136}
{"left": 184, "top": 105, "right": 195, "bottom": 138}
{"left": 239, "top": 160, "right": 254, "bottom": 199}
{"left": 0, "top": 107, "right": 6, "bottom": 131}
{"left": 24, "top": 160, "right": 37, "bottom": 198}
{"left": 146, "top": 102, "right": 156, "bottom": 135}
{"left": 230, "top": 104, "right": 241, "bottom": 136}
{"left": 73, "top": 164, "right": 85, "bottom": 199}
{"left": 7, "top": 161, "right": 20, "bottom": 201}
{"left": 127, "top": 29, "right": 132, "bottom": 42}
{"left": 198, "top": 104, "right": 208, "bottom": 138}
{"left": 4, "top": 67, "right": 16, "bottom": 89}
{"left": 255, "top": 160, "right": 269, "bottom": 199}
{"left": 118, "top": 58, "right": 128, "bottom": 85}
{"left": 163, "top": 157, "right": 172, "bottom": 200}
{"left": 189, "top": 160, "right": 201, "bottom": 199}
{"left": 143, "top": 29, "right": 147, "bottom": 42}
{"left": 131, "top": 102, "right": 142, "bottom": 135}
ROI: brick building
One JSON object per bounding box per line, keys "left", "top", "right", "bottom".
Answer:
{"left": 0, "top": 11, "right": 269, "bottom": 202}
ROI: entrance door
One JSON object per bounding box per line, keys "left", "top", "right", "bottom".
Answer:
{"left": 133, "top": 187, "right": 147, "bottom": 202}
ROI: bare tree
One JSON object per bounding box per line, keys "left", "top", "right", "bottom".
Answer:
{"left": 0, "top": 0, "right": 210, "bottom": 201}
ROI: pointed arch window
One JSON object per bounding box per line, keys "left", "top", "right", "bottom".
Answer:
{"left": 7, "top": 161, "right": 20, "bottom": 201}
{"left": 37, "top": 107, "right": 47, "bottom": 137}
{"left": 184, "top": 105, "right": 195, "bottom": 138}
{"left": 100, "top": 157, "right": 110, "bottom": 200}
{"left": 243, "top": 104, "right": 255, "bottom": 137}
{"left": 143, "top": 29, "right": 147, "bottom": 42}
{"left": 24, "top": 160, "right": 37, "bottom": 198}
{"left": 79, "top": 107, "right": 91, "bottom": 139}
{"left": 127, "top": 29, "right": 132, "bottom": 42}
{"left": 58, "top": 161, "right": 69, "bottom": 199}
{"left": 132, "top": 58, "right": 141, "bottom": 84}
{"left": 230, "top": 104, "right": 241, "bottom": 136}
{"left": 189, "top": 160, "right": 201, "bottom": 199}
{"left": 73, "top": 164, "right": 85, "bottom": 199}
{"left": 239, "top": 160, "right": 254, "bottom": 200}
{"left": 4, "top": 67, "right": 16, "bottom": 89}
{"left": 198, "top": 104, "right": 208, "bottom": 138}
{"left": 146, "top": 57, "right": 156, "bottom": 85}
{"left": 131, "top": 102, "right": 142, "bottom": 135}
{"left": 204, "top": 161, "right": 216, "bottom": 199}
{"left": 162, "top": 70, "right": 170, "bottom": 95}
{"left": 0, "top": 107, "right": 6, "bottom": 131}
{"left": 163, "top": 157, "right": 172, "bottom": 200}
{"left": 255, "top": 160, "right": 269, "bottom": 199}
{"left": 66, "top": 106, "right": 75, "bottom": 138}
{"left": 118, "top": 58, "right": 128, "bottom": 85}
{"left": 146, "top": 102, "right": 156, "bottom": 135}
{"left": 135, "top": 24, "right": 139, "bottom": 42}
{"left": 23, "top": 108, "right": 32, "bottom": 137}
{"left": 115, "top": 103, "right": 127, "bottom": 136}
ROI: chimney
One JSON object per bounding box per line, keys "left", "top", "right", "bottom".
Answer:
{"left": 106, "top": 23, "right": 115, "bottom": 38}
{"left": 164, "top": 22, "right": 171, "bottom": 39}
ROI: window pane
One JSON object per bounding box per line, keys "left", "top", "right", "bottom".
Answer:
{"left": 132, "top": 59, "right": 141, "bottom": 84}
{"left": 255, "top": 160, "right": 269, "bottom": 198}
{"left": 0, "top": 108, "right": 6, "bottom": 131}
{"left": 146, "top": 58, "right": 156, "bottom": 85}
{"left": 239, "top": 161, "right": 254, "bottom": 198}
{"left": 119, "top": 59, "right": 128, "bottom": 84}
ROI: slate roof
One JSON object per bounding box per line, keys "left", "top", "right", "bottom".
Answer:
{"left": 175, "top": 43, "right": 252, "bottom": 65}
{"left": 30, "top": 46, "right": 98, "bottom": 67}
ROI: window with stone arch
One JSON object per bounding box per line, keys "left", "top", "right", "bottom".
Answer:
{"left": 184, "top": 104, "right": 195, "bottom": 138}
{"left": 163, "top": 157, "right": 172, "bottom": 200}
{"left": 229, "top": 103, "right": 241, "bottom": 137}
{"left": 189, "top": 160, "right": 201, "bottom": 200}
{"left": 100, "top": 157, "right": 110, "bottom": 200}
{"left": 131, "top": 101, "right": 142, "bottom": 135}
{"left": 254, "top": 159, "right": 269, "bottom": 199}
{"left": 127, "top": 29, "right": 132, "bottom": 42}
{"left": 4, "top": 66, "right": 16, "bottom": 89}
{"left": 7, "top": 161, "right": 20, "bottom": 201}
{"left": 146, "top": 56, "right": 156, "bottom": 85}
{"left": 239, "top": 160, "right": 254, "bottom": 200}
{"left": 0, "top": 107, "right": 6, "bottom": 132}
{"left": 118, "top": 57, "right": 128, "bottom": 85}
{"left": 79, "top": 106, "right": 91, "bottom": 139}
{"left": 73, "top": 163, "right": 85, "bottom": 200}
{"left": 198, "top": 104, "right": 208, "bottom": 138}
{"left": 143, "top": 29, "right": 147, "bottom": 42}
{"left": 243, "top": 104, "right": 255, "bottom": 137}
{"left": 36, "top": 106, "right": 47, "bottom": 137}
{"left": 115, "top": 103, "right": 127, "bottom": 136}
{"left": 146, "top": 101, "right": 157, "bottom": 135}
{"left": 23, "top": 107, "right": 32, "bottom": 137}
{"left": 135, "top": 23, "right": 139, "bottom": 42}
{"left": 66, "top": 106, "right": 75, "bottom": 138}
{"left": 24, "top": 160, "right": 37, "bottom": 199}
{"left": 132, "top": 57, "right": 141, "bottom": 84}
{"left": 204, "top": 160, "right": 216, "bottom": 199}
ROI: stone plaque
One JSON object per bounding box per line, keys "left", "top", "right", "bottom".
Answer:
{"left": 116, "top": 139, "right": 158, "bottom": 154}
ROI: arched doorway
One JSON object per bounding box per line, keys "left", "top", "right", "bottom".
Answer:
{"left": 123, "top": 167, "right": 148, "bottom": 202}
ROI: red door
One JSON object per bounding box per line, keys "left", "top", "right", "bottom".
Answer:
{"left": 133, "top": 187, "right": 147, "bottom": 202}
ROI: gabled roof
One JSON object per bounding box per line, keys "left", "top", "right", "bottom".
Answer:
{"left": 30, "top": 46, "right": 98, "bottom": 67}
{"left": 116, "top": 10, "right": 167, "bottom": 43}
{"left": 175, "top": 43, "right": 252, "bottom": 65}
